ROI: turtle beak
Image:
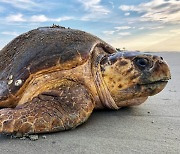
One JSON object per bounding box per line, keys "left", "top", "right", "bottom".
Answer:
{"left": 152, "top": 56, "right": 171, "bottom": 81}
{"left": 134, "top": 55, "right": 171, "bottom": 96}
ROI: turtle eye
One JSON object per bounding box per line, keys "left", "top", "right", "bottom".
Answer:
{"left": 135, "top": 58, "right": 149, "bottom": 69}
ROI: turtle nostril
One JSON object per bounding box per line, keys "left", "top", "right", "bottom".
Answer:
{"left": 135, "top": 58, "right": 149, "bottom": 69}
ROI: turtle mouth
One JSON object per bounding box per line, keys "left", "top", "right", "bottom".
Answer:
{"left": 138, "top": 79, "right": 169, "bottom": 86}
{"left": 116, "top": 79, "right": 169, "bottom": 102}
{"left": 135, "top": 79, "right": 169, "bottom": 96}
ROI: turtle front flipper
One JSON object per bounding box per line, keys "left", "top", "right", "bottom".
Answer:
{"left": 0, "top": 81, "right": 94, "bottom": 136}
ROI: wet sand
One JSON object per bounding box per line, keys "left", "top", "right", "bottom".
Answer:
{"left": 0, "top": 52, "right": 179, "bottom": 154}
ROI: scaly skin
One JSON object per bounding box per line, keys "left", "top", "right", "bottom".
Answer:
{"left": 0, "top": 81, "right": 94, "bottom": 135}
{"left": 100, "top": 52, "right": 171, "bottom": 107}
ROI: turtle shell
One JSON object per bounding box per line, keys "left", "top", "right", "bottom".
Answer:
{"left": 0, "top": 26, "right": 116, "bottom": 102}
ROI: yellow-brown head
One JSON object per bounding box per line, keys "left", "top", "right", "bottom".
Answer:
{"left": 100, "top": 51, "right": 171, "bottom": 108}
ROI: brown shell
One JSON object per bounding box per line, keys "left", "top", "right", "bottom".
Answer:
{"left": 0, "top": 26, "right": 116, "bottom": 101}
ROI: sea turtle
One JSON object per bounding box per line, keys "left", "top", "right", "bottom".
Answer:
{"left": 0, "top": 26, "right": 171, "bottom": 137}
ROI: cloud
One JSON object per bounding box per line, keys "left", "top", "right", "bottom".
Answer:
{"left": 1, "top": 31, "right": 19, "bottom": 36}
{"left": 124, "top": 12, "right": 130, "bottom": 16}
{"left": 103, "top": 25, "right": 134, "bottom": 36}
{"left": 0, "top": 0, "right": 39, "bottom": 10}
{"left": 138, "top": 26, "right": 164, "bottom": 30}
{"left": 169, "top": 29, "right": 180, "bottom": 34}
{"left": 109, "top": 28, "right": 180, "bottom": 52}
{"left": 0, "top": 0, "right": 55, "bottom": 11}
{"left": 118, "top": 32, "right": 131, "bottom": 36}
{"left": 6, "top": 13, "right": 26, "bottom": 22}
{"left": 78, "top": 0, "right": 110, "bottom": 20}
{"left": 78, "top": 0, "right": 110, "bottom": 14}
{"left": 103, "top": 30, "right": 115, "bottom": 35}
{"left": 5, "top": 14, "right": 73, "bottom": 23}
{"left": 119, "top": 0, "right": 180, "bottom": 23}
{"left": 30, "top": 15, "right": 73, "bottom": 22}
{"left": 114, "top": 26, "right": 132, "bottom": 30}
{"left": 119, "top": 5, "right": 137, "bottom": 11}
{"left": 146, "top": 35, "right": 180, "bottom": 51}
{"left": 102, "top": 26, "right": 133, "bottom": 36}
{"left": 30, "top": 15, "right": 48, "bottom": 22}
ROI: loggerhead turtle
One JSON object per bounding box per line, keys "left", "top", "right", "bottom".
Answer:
{"left": 0, "top": 26, "right": 171, "bottom": 136}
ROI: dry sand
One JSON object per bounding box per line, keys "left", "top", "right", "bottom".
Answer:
{"left": 0, "top": 52, "right": 179, "bottom": 154}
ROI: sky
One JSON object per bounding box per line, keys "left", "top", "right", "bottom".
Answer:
{"left": 0, "top": 0, "right": 180, "bottom": 52}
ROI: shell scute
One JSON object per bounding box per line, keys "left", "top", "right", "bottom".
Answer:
{"left": 0, "top": 26, "right": 116, "bottom": 105}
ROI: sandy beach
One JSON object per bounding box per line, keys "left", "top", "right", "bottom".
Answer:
{"left": 0, "top": 52, "right": 179, "bottom": 154}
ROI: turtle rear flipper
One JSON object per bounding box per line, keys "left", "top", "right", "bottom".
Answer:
{"left": 0, "top": 82, "right": 94, "bottom": 136}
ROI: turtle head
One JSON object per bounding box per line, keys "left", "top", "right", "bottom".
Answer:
{"left": 100, "top": 51, "right": 171, "bottom": 107}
